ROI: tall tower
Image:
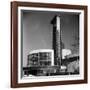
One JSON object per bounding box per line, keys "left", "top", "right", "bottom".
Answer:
{"left": 51, "top": 15, "right": 62, "bottom": 68}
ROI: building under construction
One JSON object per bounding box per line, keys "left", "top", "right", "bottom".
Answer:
{"left": 23, "top": 15, "right": 79, "bottom": 76}
{"left": 23, "top": 15, "right": 64, "bottom": 76}
{"left": 51, "top": 16, "right": 62, "bottom": 68}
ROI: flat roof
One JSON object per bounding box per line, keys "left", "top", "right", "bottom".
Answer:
{"left": 29, "top": 49, "right": 54, "bottom": 54}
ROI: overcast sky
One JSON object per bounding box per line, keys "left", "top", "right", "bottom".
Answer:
{"left": 22, "top": 10, "right": 79, "bottom": 66}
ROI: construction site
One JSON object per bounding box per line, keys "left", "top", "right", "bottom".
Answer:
{"left": 23, "top": 15, "right": 79, "bottom": 76}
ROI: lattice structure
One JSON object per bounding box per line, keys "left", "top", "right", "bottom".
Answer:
{"left": 51, "top": 16, "right": 62, "bottom": 68}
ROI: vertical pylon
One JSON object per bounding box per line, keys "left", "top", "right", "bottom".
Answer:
{"left": 51, "top": 15, "right": 62, "bottom": 69}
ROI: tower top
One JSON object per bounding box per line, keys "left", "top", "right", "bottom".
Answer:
{"left": 51, "top": 15, "right": 60, "bottom": 25}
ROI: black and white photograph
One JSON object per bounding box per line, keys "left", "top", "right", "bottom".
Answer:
{"left": 22, "top": 10, "right": 80, "bottom": 77}
{"left": 11, "top": 1, "right": 87, "bottom": 87}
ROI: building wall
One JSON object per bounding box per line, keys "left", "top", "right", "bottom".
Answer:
{"left": 27, "top": 49, "right": 54, "bottom": 66}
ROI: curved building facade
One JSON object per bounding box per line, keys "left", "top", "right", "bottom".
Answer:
{"left": 27, "top": 49, "right": 54, "bottom": 67}
{"left": 23, "top": 49, "right": 55, "bottom": 76}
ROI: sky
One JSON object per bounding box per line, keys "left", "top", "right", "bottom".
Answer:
{"left": 22, "top": 10, "right": 79, "bottom": 66}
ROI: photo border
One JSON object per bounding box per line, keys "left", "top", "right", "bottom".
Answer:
{"left": 11, "top": 1, "right": 88, "bottom": 88}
